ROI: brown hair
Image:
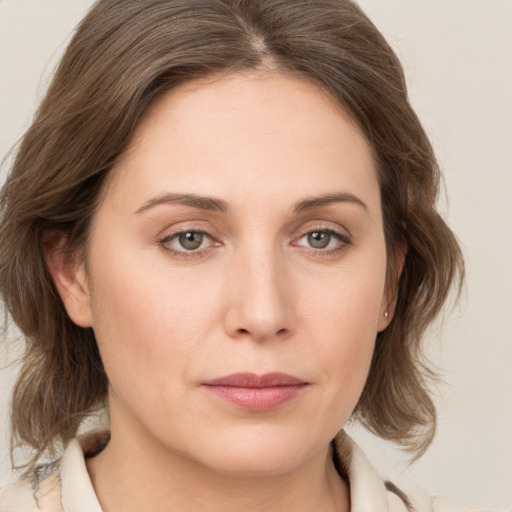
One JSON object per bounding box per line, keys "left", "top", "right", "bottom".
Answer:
{"left": 0, "top": 0, "right": 463, "bottom": 469}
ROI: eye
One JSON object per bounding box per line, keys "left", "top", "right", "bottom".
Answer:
{"left": 161, "top": 230, "right": 212, "bottom": 253}
{"left": 304, "top": 231, "right": 334, "bottom": 249}
{"left": 176, "top": 231, "right": 206, "bottom": 251}
{"left": 293, "top": 228, "right": 351, "bottom": 255}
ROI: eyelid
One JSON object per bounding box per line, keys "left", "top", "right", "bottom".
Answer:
{"left": 156, "top": 218, "right": 222, "bottom": 243}
{"left": 293, "top": 221, "right": 352, "bottom": 241}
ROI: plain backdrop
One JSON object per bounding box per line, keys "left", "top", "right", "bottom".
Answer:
{"left": 1, "top": 1, "right": 511, "bottom": 509}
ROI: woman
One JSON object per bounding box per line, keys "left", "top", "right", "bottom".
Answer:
{"left": 0, "top": 0, "right": 474, "bottom": 510}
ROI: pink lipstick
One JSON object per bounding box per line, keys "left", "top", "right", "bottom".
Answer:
{"left": 202, "top": 372, "right": 308, "bottom": 411}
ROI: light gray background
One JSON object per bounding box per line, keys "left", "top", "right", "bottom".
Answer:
{"left": 1, "top": 1, "right": 511, "bottom": 509}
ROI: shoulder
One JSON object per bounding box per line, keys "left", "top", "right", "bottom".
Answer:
{"left": 386, "top": 482, "right": 496, "bottom": 512}
{"left": 0, "top": 476, "right": 39, "bottom": 512}
{"left": 0, "top": 461, "right": 62, "bottom": 512}
{"left": 0, "top": 429, "right": 108, "bottom": 512}
{"left": 431, "top": 496, "right": 497, "bottom": 512}
{"left": 386, "top": 485, "right": 496, "bottom": 512}
{"left": 335, "top": 431, "right": 496, "bottom": 512}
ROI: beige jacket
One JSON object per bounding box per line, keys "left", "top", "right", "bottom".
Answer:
{"left": 0, "top": 429, "right": 487, "bottom": 512}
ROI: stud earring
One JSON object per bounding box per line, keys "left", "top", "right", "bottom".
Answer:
{"left": 384, "top": 311, "right": 389, "bottom": 319}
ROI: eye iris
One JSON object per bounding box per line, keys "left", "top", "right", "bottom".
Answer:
{"left": 308, "top": 231, "right": 330, "bottom": 249}
{"left": 179, "top": 232, "right": 203, "bottom": 250}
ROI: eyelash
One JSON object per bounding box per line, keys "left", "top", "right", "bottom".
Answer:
{"left": 158, "top": 226, "right": 352, "bottom": 260}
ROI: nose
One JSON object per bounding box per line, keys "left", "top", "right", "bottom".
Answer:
{"left": 223, "top": 245, "right": 295, "bottom": 342}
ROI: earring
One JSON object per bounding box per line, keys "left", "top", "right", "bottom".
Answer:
{"left": 384, "top": 311, "right": 389, "bottom": 319}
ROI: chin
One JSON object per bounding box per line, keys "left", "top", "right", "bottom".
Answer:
{"left": 183, "top": 425, "right": 324, "bottom": 478}
{"left": 202, "top": 449, "right": 307, "bottom": 478}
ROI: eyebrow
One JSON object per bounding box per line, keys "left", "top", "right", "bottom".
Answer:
{"left": 134, "top": 191, "right": 368, "bottom": 215}
{"left": 135, "top": 193, "right": 229, "bottom": 214}
{"left": 292, "top": 192, "right": 368, "bottom": 213}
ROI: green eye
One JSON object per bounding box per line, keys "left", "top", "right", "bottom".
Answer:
{"left": 307, "top": 231, "right": 331, "bottom": 249}
{"left": 178, "top": 231, "right": 204, "bottom": 250}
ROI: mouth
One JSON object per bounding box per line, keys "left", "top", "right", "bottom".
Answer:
{"left": 201, "top": 372, "right": 309, "bottom": 411}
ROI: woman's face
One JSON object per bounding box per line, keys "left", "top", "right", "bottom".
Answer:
{"left": 63, "top": 72, "right": 392, "bottom": 475}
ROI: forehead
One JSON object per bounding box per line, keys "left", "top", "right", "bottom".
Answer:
{"left": 104, "top": 71, "right": 379, "bottom": 216}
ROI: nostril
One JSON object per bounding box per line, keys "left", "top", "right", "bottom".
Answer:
{"left": 236, "top": 327, "right": 288, "bottom": 337}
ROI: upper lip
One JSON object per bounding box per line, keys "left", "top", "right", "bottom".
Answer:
{"left": 203, "top": 372, "right": 307, "bottom": 388}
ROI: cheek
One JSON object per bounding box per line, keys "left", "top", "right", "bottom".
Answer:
{"left": 86, "top": 246, "right": 219, "bottom": 403}
{"left": 300, "top": 258, "right": 387, "bottom": 409}
{"left": 318, "top": 294, "right": 378, "bottom": 377}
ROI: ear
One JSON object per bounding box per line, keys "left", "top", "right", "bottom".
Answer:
{"left": 44, "top": 232, "right": 93, "bottom": 328}
{"left": 377, "top": 242, "right": 407, "bottom": 332}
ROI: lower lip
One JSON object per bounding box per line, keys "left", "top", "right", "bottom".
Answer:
{"left": 202, "top": 384, "right": 308, "bottom": 411}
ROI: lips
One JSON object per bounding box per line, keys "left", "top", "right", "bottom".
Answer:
{"left": 204, "top": 372, "right": 307, "bottom": 387}
{"left": 202, "top": 372, "right": 309, "bottom": 411}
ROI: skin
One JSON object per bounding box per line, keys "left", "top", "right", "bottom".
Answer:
{"left": 48, "top": 71, "right": 395, "bottom": 512}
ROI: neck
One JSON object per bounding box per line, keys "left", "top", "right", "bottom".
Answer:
{"left": 86, "top": 416, "right": 349, "bottom": 512}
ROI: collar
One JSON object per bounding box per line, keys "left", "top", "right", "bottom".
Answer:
{"left": 334, "top": 432, "right": 393, "bottom": 512}
{"left": 59, "top": 431, "right": 104, "bottom": 512}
